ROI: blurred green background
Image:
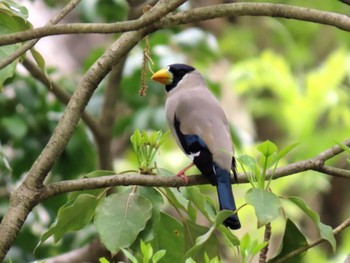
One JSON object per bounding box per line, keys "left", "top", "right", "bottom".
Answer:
{"left": 0, "top": 0, "right": 349, "bottom": 262}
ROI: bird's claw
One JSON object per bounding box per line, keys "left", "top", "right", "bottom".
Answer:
{"left": 176, "top": 171, "right": 189, "bottom": 191}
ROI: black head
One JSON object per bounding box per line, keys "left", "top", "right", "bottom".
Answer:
{"left": 151, "top": 63, "right": 195, "bottom": 92}
{"left": 167, "top": 64, "right": 195, "bottom": 91}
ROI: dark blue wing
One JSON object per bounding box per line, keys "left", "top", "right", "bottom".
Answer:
{"left": 173, "top": 114, "right": 241, "bottom": 229}
{"left": 173, "top": 114, "right": 217, "bottom": 184}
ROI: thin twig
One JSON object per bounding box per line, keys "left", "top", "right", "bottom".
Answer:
{"left": 259, "top": 223, "right": 272, "bottom": 263}
{"left": 274, "top": 218, "right": 350, "bottom": 263}
{"left": 0, "top": 0, "right": 81, "bottom": 70}
{"left": 139, "top": 4, "right": 153, "bottom": 96}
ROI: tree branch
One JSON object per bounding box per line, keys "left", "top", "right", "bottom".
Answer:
{"left": 274, "top": 217, "right": 350, "bottom": 263}
{"left": 0, "top": 0, "right": 81, "bottom": 70}
{"left": 1, "top": 3, "right": 350, "bottom": 47}
{"left": 162, "top": 2, "right": 350, "bottom": 32}
{"left": 0, "top": 0, "right": 181, "bottom": 46}
{"left": 259, "top": 223, "right": 272, "bottom": 263}
{"left": 39, "top": 138, "right": 350, "bottom": 200}
{"left": 0, "top": 1, "right": 187, "bottom": 260}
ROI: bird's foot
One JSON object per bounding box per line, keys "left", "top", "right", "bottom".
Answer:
{"left": 176, "top": 170, "right": 189, "bottom": 184}
{"left": 177, "top": 163, "right": 194, "bottom": 183}
{"left": 175, "top": 164, "right": 193, "bottom": 191}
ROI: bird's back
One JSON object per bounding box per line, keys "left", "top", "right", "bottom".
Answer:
{"left": 165, "top": 71, "right": 233, "bottom": 170}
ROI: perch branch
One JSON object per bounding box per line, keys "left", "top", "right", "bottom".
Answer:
{"left": 39, "top": 138, "right": 350, "bottom": 200}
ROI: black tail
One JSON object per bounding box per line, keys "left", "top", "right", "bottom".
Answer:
{"left": 216, "top": 166, "right": 241, "bottom": 229}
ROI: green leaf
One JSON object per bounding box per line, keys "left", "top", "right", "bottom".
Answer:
{"left": 218, "top": 225, "right": 240, "bottom": 247}
{"left": 94, "top": 192, "right": 152, "bottom": 254}
{"left": 239, "top": 232, "right": 267, "bottom": 263}
{"left": 0, "top": 8, "right": 32, "bottom": 88}
{"left": 287, "top": 196, "right": 336, "bottom": 251}
{"left": 120, "top": 248, "right": 138, "bottom": 263}
{"left": 237, "top": 154, "right": 258, "bottom": 188}
{"left": 276, "top": 142, "right": 299, "bottom": 162}
{"left": 0, "top": 0, "right": 29, "bottom": 20}
{"left": 337, "top": 141, "right": 350, "bottom": 154}
{"left": 185, "top": 210, "right": 232, "bottom": 260}
{"left": 269, "top": 218, "right": 308, "bottom": 263}
{"left": 151, "top": 212, "right": 184, "bottom": 262}
{"left": 257, "top": 140, "right": 278, "bottom": 157}
{"left": 99, "top": 257, "right": 111, "bottom": 263}
{"left": 258, "top": 154, "right": 276, "bottom": 171}
{"left": 36, "top": 194, "right": 98, "bottom": 251}
{"left": 136, "top": 187, "right": 163, "bottom": 242}
{"left": 245, "top": 188, "right": 281, "bottom": 228}
{"left": 152, "top": 249, "right": 166, "bottom": 263}
{"left": 184, "top": 220, "right": 220, "bottom": 261}
{"left": 183, "top": 186, "right": 207, "bottom": 220}
{"left": 2, "top": 116, "right": 28, "bottom": 139}
{"left": 141, "top": 240, "right": 152, "bottom": 263}
{"left": 30, "top": 48, "right": 47, "bottom": 78}
{"left": 163, "top": 187, "right": 189, "bottom": 212}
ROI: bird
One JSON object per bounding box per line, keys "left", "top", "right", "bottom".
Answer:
{"left": 151, "top": 63, "right": 241, "bottom": 229}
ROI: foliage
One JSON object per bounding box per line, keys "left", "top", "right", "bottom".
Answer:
{"left": 0, "top": 0, "right": 350, "bottom": 263}
{"left": 130, "top": 129, "right": 169, "bottom": 174}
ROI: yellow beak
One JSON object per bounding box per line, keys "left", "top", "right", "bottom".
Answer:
{"left": 151, "top": 68, "right": 173, "bottom": 85}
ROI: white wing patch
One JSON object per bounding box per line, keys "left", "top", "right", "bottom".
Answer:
{"left": 188, "top": 151, "right": 200, "bottom": 160}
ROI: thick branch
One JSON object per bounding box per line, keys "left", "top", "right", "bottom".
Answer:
{"left": 0, "top": 1, "right": 187, "bottom": 260}
{"left": 0, "top": 0, "right": 81, "bottom": 70}
{"left": 40, "top": 139, "right": 350, "bottom": 200}
{"left": 274, "top": 217, "right": 350, "bottom": 263}
{"left": 1, "top": 3, "right": 350, "bottom": 46}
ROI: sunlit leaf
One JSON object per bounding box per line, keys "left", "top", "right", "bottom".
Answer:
{"left": 276, "top": 142, "right": 299, "bottom": 162}
{"left": 140, "top": 239, "right": 153, "bottom": 263}
{"left": 245, "top": 188, "right": 281, "bottom": 227}
{"left": 257, "top": 140, "right": 278, "bottom": 157}
{"left": 152, "top": 249, "right": 166, "bottom": 263}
